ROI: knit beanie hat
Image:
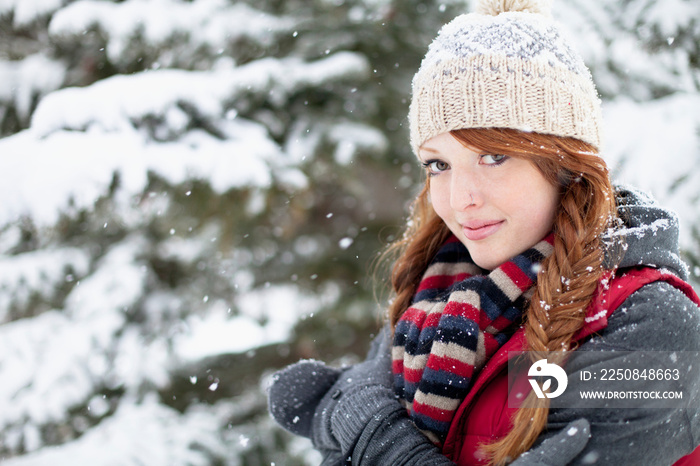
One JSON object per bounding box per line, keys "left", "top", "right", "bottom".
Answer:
{"left": 408, "top": 0, "right": 602, "bottom": 155}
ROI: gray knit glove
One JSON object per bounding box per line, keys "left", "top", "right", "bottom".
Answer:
{"left": 267, "top": 326, "right": 394, "bottom": 461}
{"left": 311, "top": 326, "right": 396, "bottom": 456}
{"left": 511, "top": 419, "right": 591, "bottom": 465}
{"left": 268, "top": 359, "right": 343, "bottom": 438}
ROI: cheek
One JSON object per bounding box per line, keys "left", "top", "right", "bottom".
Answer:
{"left": 520, "top": 186, "right": 559, "bottom": 231}
{"left": 429, "top": 180, "right": 452, "bottom": 220}
{"left": 499, "top": 172, "right": 558, "bottom": 231}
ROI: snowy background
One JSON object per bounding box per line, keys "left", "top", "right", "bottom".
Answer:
{"left": 0, "top": 0, "right": 699, "bottom": 464}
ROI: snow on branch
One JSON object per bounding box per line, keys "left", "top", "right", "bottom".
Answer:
{"left": 29, "top": 52, "right": 370, "bottom": 137}
{"left": 48, "top": 0, "right": 298, "bottom": 63}
{"left": 0, "top": 310, "right": 120, "bottom": 432}
{"left": 174, "top": 282, "right": 342, "bottom": 361}
{"left": 0, "top": 55, "right": 66, "bottom": 123}
{"left": 0, "top": 51, "right": 367, "bottom": 228}
{"left": 0, "top": 396, "right": 224, "bottom": 464}
{"left": 556, "top": 0, "right": 699, "bottom": 100}
{"left": 0, "top": 235, "right": 172, "bottom": 448}
{"left": 0, "top": 247, "right": 90, "bottom": 323}
{"left": 0, "top": 122, "right": 292, "bottom": 227}
{"left": 63, "top": 235, "right": 147, "bottom": 321}
{"left": 0, "top": 0, "right": 65, "bottom": 27}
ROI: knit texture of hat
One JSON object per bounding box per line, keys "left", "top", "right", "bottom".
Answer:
{"left": 409, "top": 0, "right": 602, "bottom": 155}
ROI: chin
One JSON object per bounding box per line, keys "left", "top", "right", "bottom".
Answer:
{"left": 470, "top": 254, "right": 503, "bottom": 271}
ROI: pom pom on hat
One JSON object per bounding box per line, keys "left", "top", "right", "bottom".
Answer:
{"left": 475, "top": 0, "right": 552, "bottom": 16}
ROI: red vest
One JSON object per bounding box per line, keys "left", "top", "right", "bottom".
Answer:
{"left": 441, "top": 268, "right": 700, "bottom": 465}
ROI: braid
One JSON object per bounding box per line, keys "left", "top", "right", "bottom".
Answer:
{"left": 528, "top": 168, "right": 608, "bottom": 353}
{"left": 474, "top": 135, "right": 616, "bottom": 465}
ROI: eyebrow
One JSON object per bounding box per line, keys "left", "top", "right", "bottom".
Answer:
{"left": 419, "top": 147, "right": 440, "bottom": 154}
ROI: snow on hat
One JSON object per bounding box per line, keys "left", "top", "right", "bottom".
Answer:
{"left": 408, "top": 0, "right": 602, "bottom": 155}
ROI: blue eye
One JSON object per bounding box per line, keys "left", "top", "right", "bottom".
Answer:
{"left": 422, "top": 160, "right": 449, "bottom": 174}
{"left": 480, "top": 154, "right": 508, "bottom": 165}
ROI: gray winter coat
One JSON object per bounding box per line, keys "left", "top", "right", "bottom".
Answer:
{"left": 348, "top": 187, "right": 700, "bottom": 465}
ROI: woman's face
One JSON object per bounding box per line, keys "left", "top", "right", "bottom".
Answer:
{"left": 419, "top": 132, "right": 560, "bottom": 270}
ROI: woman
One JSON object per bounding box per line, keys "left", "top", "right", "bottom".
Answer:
{"left": 268, "top": 0, "right": 700, "bottom": 464}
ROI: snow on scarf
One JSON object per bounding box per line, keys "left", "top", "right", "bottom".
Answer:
{"left": 392, "top": 233, "right": 554, "bottom": 445}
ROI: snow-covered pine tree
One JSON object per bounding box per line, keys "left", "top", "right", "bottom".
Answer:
{"left": 0, "top": 0, "right": 467, "bottom": 463}
{"left": 557, "top": 0, "right": 700, "bottom": 275}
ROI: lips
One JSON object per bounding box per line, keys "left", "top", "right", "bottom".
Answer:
{"left": 462, "top": 220, "right": 504, "bottom": 241}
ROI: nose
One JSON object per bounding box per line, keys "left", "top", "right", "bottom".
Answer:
{"left": 450, "top": 169, "right": 481, "bottom": 211}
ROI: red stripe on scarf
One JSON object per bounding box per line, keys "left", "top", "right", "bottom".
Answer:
{"left": 490, "top": 315, "right": 517, "bottom": 331}
{"left": 411, "top": 399, "right": 455, "bottom": 423}
{"left": 404, "top": 367, "right": 424, "bottom": 384}
{"left": 417, "top": 273, "right": 472, "bottom": 293}
{"left": 403, "top": 307, "right": 446, "bottom": 332}
{"left": 426, "top": 354, "right": 477, "bottom": 379}
{"left": 401, "top": 307, "right": 427, "bottom": 328}
{"left": 443, "top": 301, "right": 480, "bottom": 321}
{"left": 500, "top": 260, "right": 534, "bottom": 291}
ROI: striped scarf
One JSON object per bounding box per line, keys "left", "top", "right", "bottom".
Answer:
{"left": 392, "top": 233, "right": 554, "bottom": 445}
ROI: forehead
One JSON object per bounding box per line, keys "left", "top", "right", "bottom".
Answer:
{"left": 419, "top": 133, "right": 479, "bottom": 156}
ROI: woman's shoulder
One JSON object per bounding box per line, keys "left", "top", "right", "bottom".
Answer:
{"left": 584, "top": 278, "right": 700, "bottom": 352}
